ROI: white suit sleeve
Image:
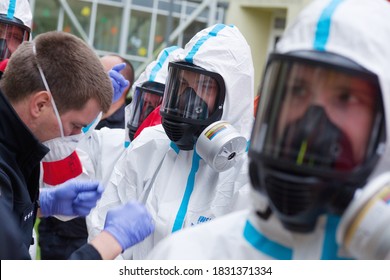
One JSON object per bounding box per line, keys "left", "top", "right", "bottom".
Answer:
{"left": 86, "top": 125, "right": 170, "bottom": 241}
{"left": 86, "top": 150, "right": 136, "bottom": 241}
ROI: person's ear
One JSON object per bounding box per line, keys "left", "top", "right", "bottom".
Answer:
{"left": 30, "top": 91, "right": 51, "bottom": 118}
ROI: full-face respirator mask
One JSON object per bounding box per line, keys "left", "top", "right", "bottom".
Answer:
{"left": 248, "top": 51, "right": 385, "bottom": 233}
{"left": 125, "top": 81, "right": 165, "bottom": 142}
{"left": 160, "top": 61, "right": 226, "bottom": 151}
{"left": 0, "top": 14, "right": 30, "bottom": 60}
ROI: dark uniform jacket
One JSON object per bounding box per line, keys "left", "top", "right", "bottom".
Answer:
{"left": 0, "top": 196, "right": 100, "bottom": 260}
{"left": 95, "top": 103, "right": 126, "bottom": 130}
{"left": 0, "top": 90, "right": 48, "bottom": 250}
{"left": 0, "top": 90, "right": 101, "bottom": 260}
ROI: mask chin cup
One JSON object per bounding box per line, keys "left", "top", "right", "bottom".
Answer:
{"left": 196, "top": 121, "right": 247, "bottom": 172}
{"left": 162, "top": 118, "right": 199, "bottom": 150}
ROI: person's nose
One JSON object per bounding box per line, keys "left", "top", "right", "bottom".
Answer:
{"left": 70, "top": 128, "right": 82, "bottom": 136}
{"left": 310, "top": 87, "right": 328, "bottom": 107}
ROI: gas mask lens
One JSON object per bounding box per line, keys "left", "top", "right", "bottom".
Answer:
{"left": 0, "top": 19, "right": 30, "bottom": 60}
{"left": 126, "top": 81, "right": 165, "bottom": 140}
{"left": 252, "top": 54, "right": 383, "bottom": 174}
{"left": 161, "top": 62, "right": 225, "bottom": 122}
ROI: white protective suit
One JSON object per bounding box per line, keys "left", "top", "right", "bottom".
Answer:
{"left": 40, "top": 121, "right": 125, "bottom": 221}
{"left": 0, "top": 0, "right": 32, "bottom": 28}
{"left": 147, "top": 0, "right": 390, "bottom": 260}
{"left": 78, "top": 46, "right": 184, "bottom": 188}
{"left": 88, "top": 23, "right": 255, "bottom": 259}
{"left": 86, "top": 46, "right": 184, "bottom": 234}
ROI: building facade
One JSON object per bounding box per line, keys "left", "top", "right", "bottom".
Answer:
{"left": 29, "top": 0, "right": 310, "bottom": 89}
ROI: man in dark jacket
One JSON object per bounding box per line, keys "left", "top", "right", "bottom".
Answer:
{"left": 37, "top": 54, "right": 134, "bottom": 260}
{"left": 0, "top": 31, "right": 153, "bottom": 260}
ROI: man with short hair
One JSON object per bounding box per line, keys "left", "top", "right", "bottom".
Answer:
{"left": 0, "top": 31, "right": 153, "bottom": 260}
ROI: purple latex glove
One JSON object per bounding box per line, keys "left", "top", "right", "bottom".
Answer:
{"left": 103, "top": 201, "right": 155, "bottom": 251}
{"left": 40, "top": 179, "right": 103, "bottom": 217}
{"left": 109, "top": 63, "right": 130, "bottom": 103}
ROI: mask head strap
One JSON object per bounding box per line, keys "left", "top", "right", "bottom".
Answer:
{"left": 32, "top": 43, "right": 64, "bottom": 138}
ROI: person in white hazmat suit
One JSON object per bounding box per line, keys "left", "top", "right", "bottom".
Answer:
{"left": 0, "top": 0, "right": 31, "bottom": 62}
{"left": 75, "top": 47, "right": 183, "bottom": 189}
{"left": 38, "top": 46, "right": 181, "bottom": 259}
{"left": 123, "top": 45, "right": 183, "bottom": 147}
{"left": 83, "top": 46, "right": 183, "bottom": 234}
{"left": 88, "top": 23, "right": 254, "bottom": 259}
{"left": 147, "top": 0, "right": 390, "bottom": 260}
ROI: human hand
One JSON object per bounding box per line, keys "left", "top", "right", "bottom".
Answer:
{"left": 39, "top": 179, "right": 103, "bottom": 217}
{"left": 103, "top": 201, "right": 154, "bottom": 251}
{"left": 109, "top": 63, "right": 130, "bottom": 103}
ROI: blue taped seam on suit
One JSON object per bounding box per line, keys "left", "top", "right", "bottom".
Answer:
{"left": 185, "top": 24, "right": 228, "bottom": 64}
{"left": 149, "top": 46, "right": 179, "bottom": 81}
{"left": 7, "top": 0, "right": 16, "bottom": 18}
{"left": 243, "top": 220, "right": 293, "bottom": 260}
{"left": 171, "top": 24, "right": 230, "bottom": 232}
{"left": 170, "top": 141, "right": 180, "bottom": 154}
{"left": 313, "top": 0, "right": 344, "bottom": 51}
{"left": 243, "top": 215, "right": 349, "bottom": 259}
{"left": 321, "top": 215, "right": 350, "bottom": 260}
{"left": 171, "top": 150, "right": 201, "bottom": 232}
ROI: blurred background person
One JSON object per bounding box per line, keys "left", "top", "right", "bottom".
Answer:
{"left": 0, "top": 0, "right": 31, "bottom": 76}
{"left": 96, "top": 54, "right": 134, "bottom": 130}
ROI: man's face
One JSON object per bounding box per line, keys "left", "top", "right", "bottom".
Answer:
{"left": 143, "top": 91, "right": 162, "bottom": 109}
{"left": 278, "top": 63, "right": 378, "bottom": 165}
{"left": 42, "top": 98, "right": 101, "bottom": 142}
{"left": 177, "top": 69, "right": 218, "bottom": 113}
{"left": 138, "top": 91, "right": 162, "bottom": 123}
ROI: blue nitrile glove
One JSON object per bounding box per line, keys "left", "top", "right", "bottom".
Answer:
{"left": 109, "top": 63, "right": 130, "bottom": 103}
{"left": 39, "top": 179, "right": 104, "bottom": 217}
{"left": 103, "top": 201, "right": 155, "bottom": 251}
